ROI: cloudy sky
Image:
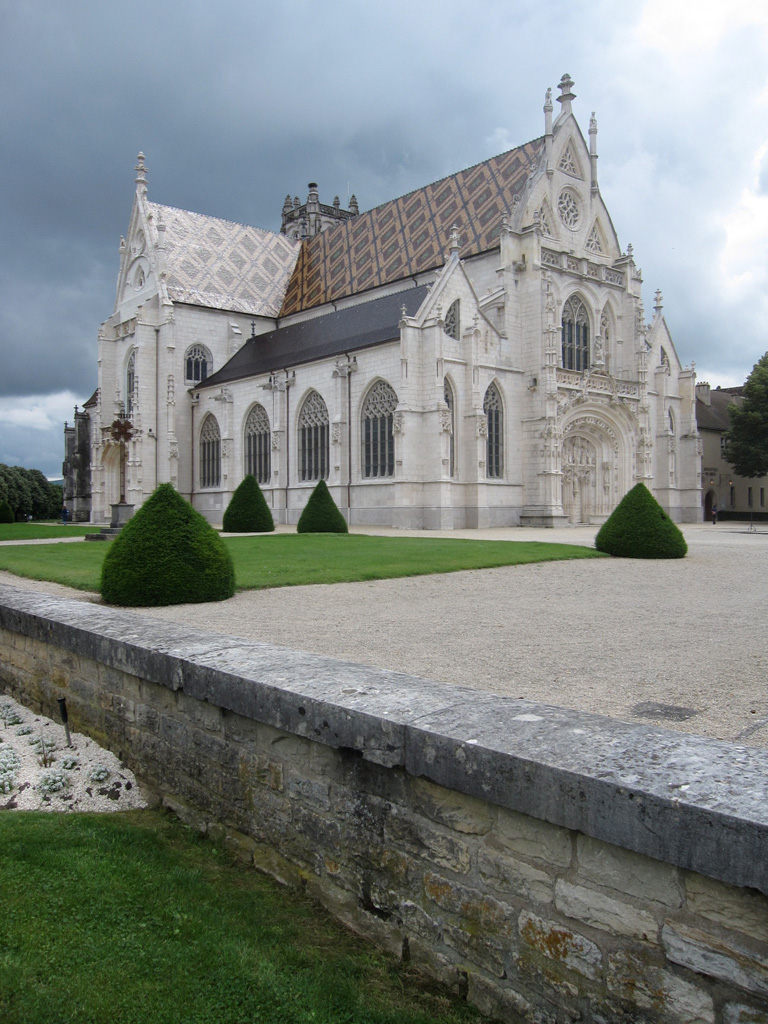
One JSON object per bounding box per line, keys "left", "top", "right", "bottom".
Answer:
{"left": 2, "top": 0, "right": 768, "bottom": 478}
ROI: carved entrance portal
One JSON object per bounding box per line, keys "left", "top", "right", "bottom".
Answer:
{"left": 561, "top": 416, "right": 624, "bottom": 524}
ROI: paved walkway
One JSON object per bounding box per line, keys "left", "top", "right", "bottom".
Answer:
{"left": 1, "top": 522, "right": 766, "bottom": 749}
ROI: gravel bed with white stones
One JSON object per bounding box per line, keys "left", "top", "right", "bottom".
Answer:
{"left": 0, "top": 693, "right": 147, "bottom": 813}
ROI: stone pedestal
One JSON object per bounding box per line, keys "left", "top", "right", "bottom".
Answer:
{"left": 110, "top": 503, "right": 134, "bottom": 530}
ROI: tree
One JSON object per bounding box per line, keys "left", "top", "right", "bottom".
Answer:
{"left": 595, "top": 483, "right": 687, "bottom": 559}
{"left": 296, "top": 480, "right": 348, "bottom": 534}
{"left": 101, "top": 483, "right": 235, "bottom": 607}
{"left": 222, "top": 475, "right": 274, "bottom": 533}
{"left": 722, "top": 352, "right": 768, "bottom": 479}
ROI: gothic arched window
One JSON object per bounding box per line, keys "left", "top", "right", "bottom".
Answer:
{"left": 444, "top": 300, "right": 460, "bottom": 340}
{"left": 362, "top": 380, "right": 397, "bottom": 478}
{"left": 298, "top": 391, "right": 329, "bottom": 482}
{"left": 200, "top": 414, "right": 221, "bottom": 488}
{"left": 484, "top": 382, "right": 503, "bottom": 479}
{"left": 444, "top": 378, "right": 456, "bottom": 477}
{"left": 126, "top": 351, "right": 136, "bottom": 418}
{"left": 561, "top": 296, "right": 590, "bottom": 371}
{"left": 244, "top": 404, "right": 271, "bottom": 483}
{"left": 185, "top": 345, "right": 211, "bottom": 385}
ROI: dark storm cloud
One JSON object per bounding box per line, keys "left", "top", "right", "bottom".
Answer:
{"left": 2, "top": 0, "right": 768, "bottom": 476}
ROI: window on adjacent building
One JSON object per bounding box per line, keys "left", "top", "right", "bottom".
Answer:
{"left": 484, "top": 382, "right": 503, "bottom": 478}
{"left": 761, "top": 488, "right": 765, "bottom": 508}
{"left": 730, "top": 485, "right": 735, "bottom": 507}
{"left": 444, "top": 378, "right": 455, "bottom": 477}
{"left": 561, "top": 296, "right": 590, "bottom": 371}
{"left": 244, "top": 404, "right": 271, "bottom": 484}
{"left": 362, "top": 380, "right": 397, "bottom": 478}
{"left": 748, "top": 486, "right": 753, "bottom": 507}
{"left": 185, "top": 345, "right": 211, "bottom": 385}
{"left": 298, "top": 391, "right": 329, "bottom": 481}
{"left": 200, "top": 415, "right": 221, "bottom": 488}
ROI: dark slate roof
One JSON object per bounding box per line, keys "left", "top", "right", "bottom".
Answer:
{"left": 280, "top": 138, "right": 545, "bottom": 316}
{"left": 198, "top": 285, "right": 430, "bottom": 389}
{"left": 696, "top": 387, "right": 743, "bottom": 431}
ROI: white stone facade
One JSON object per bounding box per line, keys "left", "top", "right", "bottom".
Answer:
{"left": 85, "top": 76, "right": 701, "bottom": 528}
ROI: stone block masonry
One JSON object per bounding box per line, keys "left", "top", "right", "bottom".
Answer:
{"left": 0, "top": 581, "right": 766, "bottom": 1024}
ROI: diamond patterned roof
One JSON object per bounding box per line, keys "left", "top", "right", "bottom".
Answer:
{"left": 280, "top": 137, "right": 545, "bottom": 316}
{"left": 148, "top": 203, "right": 300, "bottom": 317}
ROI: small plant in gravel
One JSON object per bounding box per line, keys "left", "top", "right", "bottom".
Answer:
{"left": 37, "top": 769, "right": 71, "bottom": 796}
{"left": 297, "top": 479, "right": 348, "bottom": 534}
{"left": 61, "top": 755, "right": 79, "bottom": 770}
{"left": 595, "top": 483, "right": 687, "bottom": 559}
{"left": 89, "top": 764, "right": 111, "bottom": 784}
{"left": 222, "top": 474, "right": 274, "bottom": 533}
{"left": 16, "top": 725, "right": 33, "bottom": 736}
{"left": 0, "top": 747, "right": 20, "bottom": 793}
{"left": 0, "top": 703, "right": 24, "bottom": 727}
{"left": 101, "top": 483, "right": 236, "bottom": 607}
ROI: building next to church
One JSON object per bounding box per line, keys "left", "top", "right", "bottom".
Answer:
{"left": 696, "top": 383, "right": 768, "bottom": 522}
{"left": 64, "top": 75, "right": 701, "bottom": 529}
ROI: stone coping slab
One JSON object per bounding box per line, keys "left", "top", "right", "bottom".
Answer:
{"left": 1, "top": 582, "right": 766, "bottom": 896}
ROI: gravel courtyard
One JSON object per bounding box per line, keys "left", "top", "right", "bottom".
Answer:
{"left": 1, "top": 522, "right": 766, "bottom": 749}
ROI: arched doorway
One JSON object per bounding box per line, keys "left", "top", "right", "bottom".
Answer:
{"left": 704, "top": 489, "right": 716, "bottom": 523}
{"left": 561, "top": 413, "right": 630, "bottom": 524}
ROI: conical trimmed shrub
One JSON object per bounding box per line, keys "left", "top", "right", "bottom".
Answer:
{"left": 595, "top": 483, "right": 687, "bottom": 559}
{"left": 296, "top": 479, "right": 348, "bottom": 534}
{"left": 100, "top": 483, "right": 235, "bottom": 606}
{"left": 0, "top": 500, "right": 13, "bottom": 524}
{"left": 222, "top": 475, "right": 274, "bottom": 533}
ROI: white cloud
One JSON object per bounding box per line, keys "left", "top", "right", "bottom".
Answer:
{"left": 0, "top": 392, "right": 82, "bottom": 432}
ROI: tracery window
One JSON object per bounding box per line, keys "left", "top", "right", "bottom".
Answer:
{"left": 586, "top": 224, "right": 603, "bottom": 253}
{"left": 362, "top": 380, "right": 397, "bottom": 478}
{"left": 185, "top": 345, "right": 211, "bottom": 385}
{"left": 125, "top": 351, "right": 136, "bottom": 418}
{"left": 200, "top": 415, "right": 221, "bottom": 489}
{"left": 244, "top": 404, "right": 271, "bottom": 484}
{"left": 298, "top": 391, "right": 329, "bottom": 482}
{"left": 444, "top": 300, "right": 460, "bottom": 340}
{"left": 557, "top": 189, "right": 580, "bottom": 229}
{"left": 444, "top": 378, "right": 455, "bottom": 477}
{"left": 558, "top": 144, "right": 579, "bottom": 176}
{"left": 538, "top": 204, "right": 554, "bottom": 237}
{"left": 484, "top": 382, "right": 503, "bottom": 479}
{"left": 561, "top": 296, "right": 590, "bottom": 371}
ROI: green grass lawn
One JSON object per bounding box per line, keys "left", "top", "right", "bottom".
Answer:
{"left": 0, "top": 522, "right": 101, "bottom": 541}
{"left": 0, "top": 533, "right": 604, "bottom": 593}
{"left": 0, "top": 809, "right": 486, "bottom": 1024}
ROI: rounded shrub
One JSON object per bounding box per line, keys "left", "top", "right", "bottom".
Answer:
{"left": 100, "top": 483, "right": 235, "bottom": 606}
{"left": 0, "top": 500, "right": 13, "bottom": 524}
{"left": 222, "top": 475, "right": 274, "bottom": 533}
{"left": 595, "top": 483, "right": 687, "bottom": 559}
{"left": 296, "top": 479, "right": 348, "bottom": 534}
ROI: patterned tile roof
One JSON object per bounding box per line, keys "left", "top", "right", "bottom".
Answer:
{"left": 148, "top": 203, "right": 301, "bottom": 317}
{"left": 280, "top": 137, "right": 545, "bottom": 316}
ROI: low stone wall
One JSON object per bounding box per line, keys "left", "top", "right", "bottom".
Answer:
{"left": 0, "top": 581, "right": 766, "bottom": 1023}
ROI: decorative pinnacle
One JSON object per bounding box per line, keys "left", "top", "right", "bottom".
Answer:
{"left": 544, "top": 86, "right": 553, "bottom": 111}
{"left": 556, "top": 74, "right": 576, "bottom": 115}
{"left": 135, "top": 152, "right": 147, "bottom": 188}
{"left": 654, "top": 289, "right": 663, "bottom": 314}
{"left": 448, "top": 224, "right": 461, "bottom": 254}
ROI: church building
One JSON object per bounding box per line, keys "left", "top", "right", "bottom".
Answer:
{"left": 66, "top": 75, "right": 702, "bottom": 528}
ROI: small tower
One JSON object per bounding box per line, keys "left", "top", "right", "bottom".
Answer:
{"left": 280, "top": 183, "right": 359, "bottom": 239}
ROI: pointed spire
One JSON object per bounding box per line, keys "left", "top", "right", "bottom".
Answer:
{"left": 589, "top": 111, "right": 598, "bottom": 193}
{"left": 556, "top": 74, "right": 576, "bottom": 117}
{"left": 654, "top": 289, "right": 663, "bottom": 315}
{"left": 448, "top": 224, "right": 461, "bottom": 255}
{"left": 134, "top": 152, "right": 148, "bottom": 193}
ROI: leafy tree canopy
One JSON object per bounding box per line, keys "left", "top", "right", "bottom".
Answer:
{"left": 723, "top": 352, "right": 768, "bottom": 478}
{"left": 0, "top": 464, "right": 62, "bottom": 520}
